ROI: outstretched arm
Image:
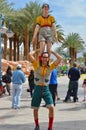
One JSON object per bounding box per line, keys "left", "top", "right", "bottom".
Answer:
{"left": 51, "top": 50, "right": 63, "bottom": 66}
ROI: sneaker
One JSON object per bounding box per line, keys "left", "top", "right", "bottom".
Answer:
{"left": 34, "top": 126, "right": 40, "bottom": 130}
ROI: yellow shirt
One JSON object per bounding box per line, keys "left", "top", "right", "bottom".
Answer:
{"left": 32, "top": 60, "right": 56, "bottom": 86}
{"left": 32, "top": 60, "right": 56, "bottom": 76}
{"left": 36, "top": 15, "right": 55, "bottom": 27}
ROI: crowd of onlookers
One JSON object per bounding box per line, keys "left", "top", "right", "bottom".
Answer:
{"left": 79, "top": 66, "right": 86, "bottom": 74}
{"left": 57, "top": 64, "right": 86, "bottom": 76}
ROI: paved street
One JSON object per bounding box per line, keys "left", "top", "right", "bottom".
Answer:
{"left": 0, "top": 75, "right": 86, "bottom": 130}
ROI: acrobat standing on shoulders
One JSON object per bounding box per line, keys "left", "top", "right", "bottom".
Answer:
{"left": 32, "top": 3, "right": 58, "bottom": 60}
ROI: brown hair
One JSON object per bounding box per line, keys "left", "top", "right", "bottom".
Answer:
{"left": 42, "top": 3, "right": 49, "bottom": 9}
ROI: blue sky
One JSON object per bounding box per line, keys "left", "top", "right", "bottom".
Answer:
{"left": 7, "top": 0, "right": 86, "bottom": 47}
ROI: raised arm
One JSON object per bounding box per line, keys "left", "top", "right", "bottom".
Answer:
{"left": 51, "top": 50, "right": 63, "bottom": 66}
{"left": 28, "top": 49, "right": 40, "bottom": 63}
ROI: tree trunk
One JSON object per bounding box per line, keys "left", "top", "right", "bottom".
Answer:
{"left": 3, "top": 34, "right": 7, "bottom": 59}
{"left": 84, "top": 58, "right": 86, "bottom": 66}
{"left": 16, "top": 36, "right": 19, "bottom": 61}
{"left": 9, "top": 38, "right": 13, "bottom": 61}
{"left": 69, "top": 47, "right": 76, "bottom": 67}
{"left": 13, "top": 34, "right": 17, "bottom": 61}
{"left": 24, "top": 27, "right": 29, "bottom": 60}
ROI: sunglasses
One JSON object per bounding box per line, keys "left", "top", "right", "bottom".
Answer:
{"left": 42, "top": 56, "right": 49, "bottom": 58}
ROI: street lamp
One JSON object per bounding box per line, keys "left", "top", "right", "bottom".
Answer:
{"left": 6, "top": 22, "right": 14, "bottom": 38}
{"left": 0, "top": 14, "right": 14, "bottom": 94}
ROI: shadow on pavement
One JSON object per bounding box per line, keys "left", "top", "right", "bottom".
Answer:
{"left": 0, "top": 121, "right": 86, "bottom": 130}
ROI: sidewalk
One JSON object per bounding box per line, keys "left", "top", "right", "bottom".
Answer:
{"left": 0, "top": 75, "right": 86, "bottom": 130}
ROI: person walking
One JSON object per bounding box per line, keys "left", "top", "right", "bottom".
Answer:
{"left": 28, "top": 49, "right": 62, "bottom": 130}
{"left": 2, "top": 66, "right": 12, "bottom": 96}
{"left": 63, "top": 62, "right": 80, "bottom": 103}
{"left": 49, "top": 69, "right": 60, "bottom": 106}
{"left": 11, "top": 64, "right": 25, "bottom": 109}
{"left": 32, "top": 3, "right": 58, "bottom": 59}
{"left": 82, "top": 78, "right": 86, "bottom": 101}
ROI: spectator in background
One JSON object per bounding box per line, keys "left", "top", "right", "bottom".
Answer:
{"left": 28, "top": 69, "right": 34, "bottom": 97}
{"left": 5, "top": 66, "right": 12, "bottom": 96}
{"left": 12, "top": 64, "right": 25, "bottom": 109}
{"left": 63, "top": 62, "right": 80, "bottom": 103}
{"left": 49, "top": 69, "right": 60, "bottom": 106}
{"left": 82, "top": 79, "right": 86, "bottom": 101}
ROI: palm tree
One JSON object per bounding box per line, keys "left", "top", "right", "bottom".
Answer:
{"left": 56, "top": 24, "right": 65, "bottom": 43}
{"left": 7, "top": 1, "right": 42, "bottom": 60}
{"left": 5, "top": 9, "right": 28, "bottom": 60}
{"left": 23, "top": 1, "right": 42, "bottom": 51}
{"left": 83, "top": 52, "right": 86, "bottom": 65}
{"left": 63, "top": 33, "right": 84, "bottom": 66}
{"left": 1, "top": 1, "right": 65, "bottom": 61}
{"left": 0, "top": 0, "right": 14, "bottom": 14}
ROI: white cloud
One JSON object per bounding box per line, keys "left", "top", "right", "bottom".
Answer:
{"left": 45, "top": 0, "right": 86, "bottom": 18}
{"left": 47, "top": 0, "right": 86, "bottom": 42}
{"left": 63, "top": 24, "right": 86, "bottom": 42}
{"left": 63, "top": 0, "right": 86, "bottom": 17}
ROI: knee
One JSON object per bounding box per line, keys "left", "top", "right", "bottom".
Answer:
{"left": 34, "top": 109, "right": 38, "bottom": 119}
{"left": 34, "top": 109, "right": 38, "bottom": 115}
{"left": 49, "top": 106, "right": 54, "bottom": 114}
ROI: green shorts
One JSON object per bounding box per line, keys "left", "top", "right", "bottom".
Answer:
{"left": 31, "top": 85, "right": 53, "bottom": 109}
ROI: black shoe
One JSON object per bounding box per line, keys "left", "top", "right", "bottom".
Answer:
{"left": 57, "top": 97, "right": 60, "bottom": 100}
{"left": 53, "top": 102, "right": 56, "bottom": 106}
{"left": 42, "top": 104, "right": 46, "bottom": 107}
{"left": 76, "top": 97, "right": 78, "bottom": 101}
{"left": 34, "top": 126, "right": 40, "bottom": 130}
{"left": 73, "top": 97, "right": 78, "bottom": 102}
{"left": 74, "top": 100, "right": 76, "bottom": 103}
{"left": 27, "top": 89, "right": 30, "bottom": 92}
{"left": 63, "top": 99, "right": 67, "bottom": 102}
{"left": 63, "top": 99, "right": 71, "bottom": 103}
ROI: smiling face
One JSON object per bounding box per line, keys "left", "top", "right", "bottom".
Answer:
{"left": 41, "top": 52, "right": 49, "bottom": 66}
{"left": 42, "top": 5, "right": 49, "bottom": 16}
